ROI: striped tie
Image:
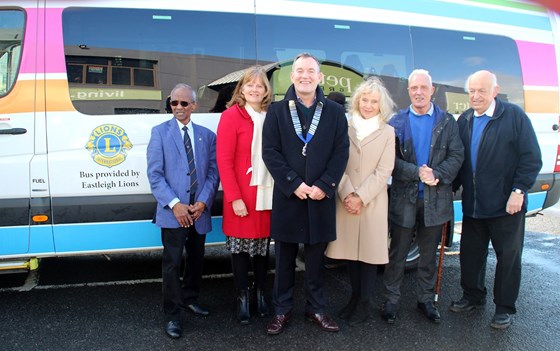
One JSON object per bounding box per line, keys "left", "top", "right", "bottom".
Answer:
{"left": 182, "top": 126, "right": 198, "bottom": 196}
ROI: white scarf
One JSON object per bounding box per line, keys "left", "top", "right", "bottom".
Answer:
{"left": 351, "top": 113, "right": 380, "bottom": 141}
{"left": 245, "top": 104, "right": 274, "bottom": 210}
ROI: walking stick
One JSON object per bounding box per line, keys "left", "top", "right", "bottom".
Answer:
{"left": 434, "top": 221, "right": 448, "bottom": 305}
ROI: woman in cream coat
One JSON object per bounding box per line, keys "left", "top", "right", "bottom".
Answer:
{"left": 325, "top": 77, "right": 395, "bottom": 326}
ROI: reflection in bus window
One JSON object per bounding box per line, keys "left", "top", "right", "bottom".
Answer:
{"left": 0, "top": 10, "right": 24, "bottom": 97}
{"left": 411, "top": 27, "right": 524, "bottom": 113}
{"left": 61, "top": 8, "right": 525, "bottom": 116}
{"left": 256, "top": 15, "right": 413, "bottom": 107}
{"left": 62, "top": 7, "right": 256, "bottom": 115}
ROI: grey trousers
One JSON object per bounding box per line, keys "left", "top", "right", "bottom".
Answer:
{"left": 383, "top": 200, "right": 443, "bottom": 304}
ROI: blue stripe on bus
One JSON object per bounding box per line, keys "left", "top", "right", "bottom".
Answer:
{"left": 1, "top": 191, "right": 548, "bottom": 256}
{"left": 295, "top": 0, "right": 551, "bottom": 31}
{"left": 0, "top": 227, "right": 30, "bottom": 255}
{"left": 51, "top": 218, "right": 227, "bottom": 253}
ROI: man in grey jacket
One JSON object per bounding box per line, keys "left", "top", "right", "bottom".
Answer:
{"left": 381, "top": 69, "right": 464, "bottom": 324}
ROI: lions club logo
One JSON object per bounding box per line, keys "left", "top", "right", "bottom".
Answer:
{"left": 85, "top": 124, "right": 133, "bottom": 168}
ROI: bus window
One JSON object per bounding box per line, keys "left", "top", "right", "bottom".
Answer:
{"left": 256, "top": 15, "right": 413, "bottom": 106}
{"left": 62, "top": 7, "right": 256, "bottom": 115}
{"left": 0, "top": 10, "right": 24, "bottom": 97}
{"left": 411, "top": 27, "right": 524, "bottom": 114}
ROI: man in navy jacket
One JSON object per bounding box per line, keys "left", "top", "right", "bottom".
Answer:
{"left": 450, "top": 70, "right": 542, "bottom": 330}
{"left": 262, "top": 53, "right": 349, "bottom": 335}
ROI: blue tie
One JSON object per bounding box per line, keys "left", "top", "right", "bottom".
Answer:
{"left": 182, "top": 126, "right": 198, "bottom": 197}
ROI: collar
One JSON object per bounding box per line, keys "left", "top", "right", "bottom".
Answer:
{"left": 177, "top": 118, "right": 194, "bottom": 131}
{"left": 296, "top": 94, "right": 316, "bottom": 107}
{"left": 474, "top": 99, "right": 496, "bottom": 117}
{"left": 409, "top": 103, "right": 434, "bottom": 117}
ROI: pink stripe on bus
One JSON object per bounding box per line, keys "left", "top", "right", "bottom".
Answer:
{"left": 516, "top": 40, "right": 558, "bottom": 86}
{"left": 20, "top": 8, "right": 66, "bottom": 74}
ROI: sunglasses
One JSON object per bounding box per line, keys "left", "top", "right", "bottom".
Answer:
{"left": 170, "top": 100, "right": 191, "bottom": 107}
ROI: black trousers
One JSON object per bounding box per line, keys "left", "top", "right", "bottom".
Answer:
{"left": 231, "top": 248, "right": 270, "bottom": 291}
{"left": 383, "top": 199, "right": 443, "bottom": 304}
{"left": 460, "top": 213, "right": 525, "bottom": 314}
{"left": 272, "top": 240, "right": 327, "bottom": 315}
{"left": 347, "top": 260, "right": 378, "bottom": 302}
{"left": 161, "top": 226, "right": 206, "bottom": 321}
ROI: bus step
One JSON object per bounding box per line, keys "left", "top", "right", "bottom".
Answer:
{"left": 0, "top": 258, "right": 39, "bottom": 274}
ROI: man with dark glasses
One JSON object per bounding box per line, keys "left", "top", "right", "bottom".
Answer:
{"left": 147, "top": 83, "right": 219, "bottom": 339}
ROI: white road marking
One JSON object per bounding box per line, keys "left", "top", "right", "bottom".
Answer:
{"left": 0, "top": 265, "right": 305, "bottom": 293}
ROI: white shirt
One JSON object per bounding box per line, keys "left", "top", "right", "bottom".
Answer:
{"left": 474, "top": 99, "right": 496, "bottom": 118}
{"left": 170, "top": 118, "right": 197, "bottom": 208}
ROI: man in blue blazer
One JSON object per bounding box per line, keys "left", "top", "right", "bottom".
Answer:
{"left": 147, "top": 83, "right": 219, "bottom": 339}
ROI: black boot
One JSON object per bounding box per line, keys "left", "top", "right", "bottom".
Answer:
{"left": 338, "top": 294, "right": 359, "bottom": 320}
{"left": 237, "top": 290, "right": 250, "bottom": 325}
{"left": 255, "top": 287, "right": 270, "bottom": 317}
{"left": 348, "top": 300, "right": 371, "bottom": 326}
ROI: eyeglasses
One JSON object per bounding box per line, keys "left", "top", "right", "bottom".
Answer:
{"left": 170, "top": 100, "right": 191, "bottom": 107}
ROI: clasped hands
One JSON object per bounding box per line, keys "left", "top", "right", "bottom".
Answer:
{"left": 344, "top": 192, "right": 362, "bottom": 215}
{"left": 294, "top": 183, "right": 326, "bottom": 200}
{"left": 419, "top": 164, "right": 439, "bottom": 186}
{"left": 173, "top": 201, "right": 206, "bottom": 228}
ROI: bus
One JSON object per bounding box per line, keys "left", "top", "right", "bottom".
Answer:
{"left": 1, "top": 0, "right": 559, "bottom": 271}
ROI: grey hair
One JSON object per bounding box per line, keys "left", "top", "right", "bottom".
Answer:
{"left": 170, "top": 83, "right": 197, "bottom": 102}
{"left": 408, "top": 69, "right": 433, "bottom": 87}
{"left": 464, "top": 70, "right": 498, "bottom": 92}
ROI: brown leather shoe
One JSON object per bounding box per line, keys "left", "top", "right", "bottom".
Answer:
{"left": 266, "top": 312, "right": 291, "bottom": 335}
{"left": 305, "top": 312, "right": 340, "bottom": 332}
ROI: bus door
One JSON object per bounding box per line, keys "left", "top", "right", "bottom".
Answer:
{"left": 0, "top": 7, "right": 36, "bottom": 256}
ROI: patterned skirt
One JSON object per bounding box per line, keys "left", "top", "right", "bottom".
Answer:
{"left": 225, "top": 237, "right": 270, "bottom": 257}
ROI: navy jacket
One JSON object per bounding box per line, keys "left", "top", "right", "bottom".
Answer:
{"left": 389, "top": 104, "right": 464, "bottom": 228}
{"left": 455, "top": 98, "right": 542, "bottom": 219}
{"left": 262, "top": 85, "right": 349, "bottom": 244}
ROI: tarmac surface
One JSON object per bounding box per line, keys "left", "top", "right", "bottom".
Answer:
{"left": 1, "top": 208, "right": 559, "bottom": 351}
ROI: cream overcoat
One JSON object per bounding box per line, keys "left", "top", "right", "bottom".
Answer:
{"left": 325, "top": 120, "right": 395, "bottom": 264}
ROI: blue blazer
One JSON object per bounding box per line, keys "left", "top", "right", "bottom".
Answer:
{"left": 147, "top": 117, "right": 219, "bottom": 233}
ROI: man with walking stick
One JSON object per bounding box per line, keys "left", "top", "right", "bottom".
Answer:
{"left": 380, "top": 69, "right": 464, "bottom": 325}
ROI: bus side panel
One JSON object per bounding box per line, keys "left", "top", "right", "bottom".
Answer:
{"left": 51, "top": 217, "right": 224, "bottom": 254}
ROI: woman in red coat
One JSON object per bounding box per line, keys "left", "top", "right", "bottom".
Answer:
{"left": 216, "top": 66, "right": 273, "bottom": 324}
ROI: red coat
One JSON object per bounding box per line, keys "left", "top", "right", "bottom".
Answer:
{"left": 216, "top": 104, "right": 271, "bottom": 238}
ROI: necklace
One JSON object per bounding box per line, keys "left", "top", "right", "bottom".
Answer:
{"left": 288, "top": 100, "right": 323, "bottom": 156}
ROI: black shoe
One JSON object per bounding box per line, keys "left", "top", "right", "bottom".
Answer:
{"left": 417, "top": 301, "right": 441, "bottom": 323}
{"left": 255, "top": 288, "right": 270, "bottom": 318}
{"left": 164, "top": 321, "right": 181, "bottom": 339}
{"left": 449, "top": 298, "right": 486, "bottom": 313}
{"left": 490, "top": 313, "right": 512, "bottom": 329}
{"left": 348, "top": 300, "right": 371, "bottom": 326}
{"left": 380, "top": 301, "right": 397, "bottom": 324}
{"left": 338, "top": 295, "right": 359, "bottom": 320}
{"left": 237, "top": 289, "right": 250, "bottom": 325}
{"left": 186, "top": 303, "right": 210, "bottom": 316}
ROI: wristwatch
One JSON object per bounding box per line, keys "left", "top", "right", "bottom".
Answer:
{"left": 512, "top": 188, "right": 524, "bottom": 195}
